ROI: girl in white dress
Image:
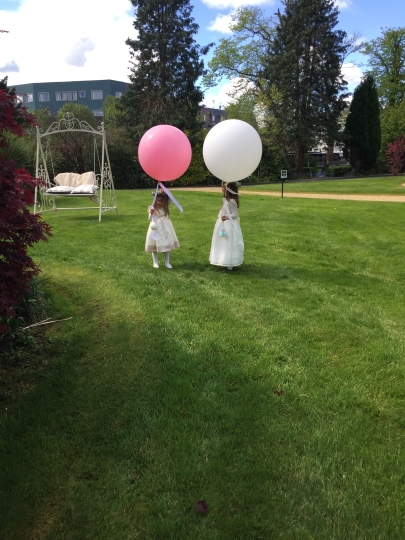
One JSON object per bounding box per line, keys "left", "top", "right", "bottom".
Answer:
{"left": 209, "top": 182, "right": 244, "bottom": 271}
{"left": 145, "top": 190, "right": 180, "bottom": 268}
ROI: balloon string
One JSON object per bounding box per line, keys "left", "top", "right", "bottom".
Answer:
{"left": 158, "top": 182, "right": 183, "bottom": 213}
{"left": 152, "top": 184, "right": 159, "bottom": 208}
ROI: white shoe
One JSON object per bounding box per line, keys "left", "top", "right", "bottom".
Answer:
{"left": 165, "top": 263, "right": 173, "bottom": 269}
{"left": 153, "top": 263, "right": 159, "bottom": 268}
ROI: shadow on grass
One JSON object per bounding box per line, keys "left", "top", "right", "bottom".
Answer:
{"left": 0, "top": 272, "right": 301, "bottom": 539}
{"left": 2, "top": 262, "right": 404, "bottom": 539}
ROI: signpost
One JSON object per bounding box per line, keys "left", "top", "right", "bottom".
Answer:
{"left": 280, "top": 170, "right": 287, "bottom": 198}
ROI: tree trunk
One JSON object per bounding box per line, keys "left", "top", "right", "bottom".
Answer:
{"left": 326, "top": 144, "right": 334, "bottom": 165}
{"left": 295, "top": 144, "right": 305, "bottom": 176}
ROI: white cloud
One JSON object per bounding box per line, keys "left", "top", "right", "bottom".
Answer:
{"left": 65, "top": 38, "right": 95, "bottom": 67}
{"left": 335, "top": 0, "right": 352, "bottom": 9}
{"left": 0, "top": 0, "right": 135, "bottom": 86}
{"left": 202, "top": 0, "right": 272, "bottom": 9}
{"left": 0, "top": 60, "right": 19, "bottom": 72}
{"left": 207, "top": 13, "right": 234, "bottom": 34}
{"left": 342, "top": 62, "right": 364, "bottom": 87}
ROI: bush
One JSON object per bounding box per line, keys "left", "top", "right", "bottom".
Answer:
{"left": 0, "top": 81, "right": 52, "bottom": 334}
{"left": 302, "top": 166, "right": 318, "bottom": 178}
{"left": 326, "top": 165, "right": 353, "bottom": 177}
{"left": 386, "top": 138, "right": 405, "bottom": 175}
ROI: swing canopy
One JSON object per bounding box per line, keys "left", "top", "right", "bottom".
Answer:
{"left": 34, "top": 112, "right": 118, "bottom": 221}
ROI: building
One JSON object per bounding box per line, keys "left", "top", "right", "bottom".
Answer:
{"left": 200, "top": 105, "right": 227, "bottom": 128}
{"left": 12, "top": 80, "right": 229, "bottom": 127}
{"left": 12, "top": 79, "right": 128, "bottom": 117}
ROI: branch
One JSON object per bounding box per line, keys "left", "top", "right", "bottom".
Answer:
{"left": 23, "top": 317, "right": 73, "bottom": 330}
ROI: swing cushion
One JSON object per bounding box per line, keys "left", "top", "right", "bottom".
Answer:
{"left": 46, "top": 185, "right": 75, "bottom": 193}
{"left": 78, "top": 171, "right": 96, "bottom": 185}
{"left": 70, "top": 172, "right": 97, "bottom": 194}
{"left": 46, "top": 172, "right": 97, "bottom": 194}
{"left": 70, "top": 184, "right": 98, "bottom": 194}
{"left": 55, "top": 172, "right": 81, "bottom": 187}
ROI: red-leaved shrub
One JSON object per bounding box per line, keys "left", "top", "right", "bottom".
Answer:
{"left": 386, "top": 138, "right": 405, "bottom": 176}
{"left": 0, "top": 86, "right": 52, "bottom": 333}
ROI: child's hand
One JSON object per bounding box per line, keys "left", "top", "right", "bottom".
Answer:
{"left": 221, "top": 215, "right": 227, "bottom": 221}
{"left": 148, "top": 206, "right": 154, "bottom": 214}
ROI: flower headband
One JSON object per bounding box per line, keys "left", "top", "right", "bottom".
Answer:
{"left": 151, "top": 189, "right": 166, "bottom": 196}
{"left": 225, "top": 181, "right": 241, "bottom": 195}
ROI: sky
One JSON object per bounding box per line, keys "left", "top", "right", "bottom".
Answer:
{"left": 0, "top": 0, "right": 404, "bottom": 107}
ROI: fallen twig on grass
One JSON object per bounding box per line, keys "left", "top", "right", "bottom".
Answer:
{"left": 23, "top": 317, "right": 73, "bottom": 330}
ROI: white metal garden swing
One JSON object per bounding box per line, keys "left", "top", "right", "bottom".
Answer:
{"left": 34, "top": 112, "right": 118, "bottom": 222}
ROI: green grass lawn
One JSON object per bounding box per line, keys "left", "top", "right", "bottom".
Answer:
{"left": 242, "top": 175, "right": 405, "bottom": 195}
{"left": 1, "top": 187, "right": 405, "bottom": 539}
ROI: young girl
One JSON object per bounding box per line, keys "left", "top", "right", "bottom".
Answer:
{"left": 145, "top": 189, "right": 180, "bottom": 268}
{"left": 209, "top": 181, "right": 244, "bottom": 271}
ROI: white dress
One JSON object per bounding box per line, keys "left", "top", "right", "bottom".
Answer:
{"left": 145, "top": 208, "right": 180, "bottom": 253}
{"left": 209, "top": 198, "right": 244, "bottom": 267}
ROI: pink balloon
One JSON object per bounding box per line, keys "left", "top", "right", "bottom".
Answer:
{"left": 138, "top": 125, "right": 192, "bottom": 181}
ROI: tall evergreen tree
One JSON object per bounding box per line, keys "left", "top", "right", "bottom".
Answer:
{"left": 343, "top": 75, "right": 381, "bottom": 172}
{"left": 265, "top": 0, "right": 349, "bottom": 174}
{"left": 121, "top": 0, "right": 211, "bottom": 141}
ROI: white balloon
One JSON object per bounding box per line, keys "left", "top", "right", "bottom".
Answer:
{"left": 203, "top": 119, "right": 262, "bottom": 183}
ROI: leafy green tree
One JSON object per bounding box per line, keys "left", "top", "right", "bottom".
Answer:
{"left": 50, "top": 104, "right": 98, "bottom": 174}
{"left": 173, "top": 129, "right": 211, "bottom": 186}
{"left": 203, "top": 7, "right": 275, "bottom": 91}
{"left": 380, "top": 98, "right": 405, "bottom": 149}
{"left": 361, "top": 27, "right": 405, "bottom": 107}
{"left": 374, "top": 98, "right": 405, "bottom": 171}
{"left": 266, "top": 0, "right": 349, "bottom": 174}
{"left": 343, "top": 75, "right": 381, "bottom": 172}
{"left": 121, "top": 0, "right": 212, "bottom": 142}
{"left": 226, "top": 89, "right": 259, "bottom": 130}
{"left": 102, "top": 95, "right": 124, "bottom": 128}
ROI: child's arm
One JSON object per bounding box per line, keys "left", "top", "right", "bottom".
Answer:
{"left": 221, "top": 200, "right": 238, "bottom": 221}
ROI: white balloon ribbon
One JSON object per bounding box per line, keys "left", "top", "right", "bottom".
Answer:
{"left": 158, "top": 182, "right": 183, "bottom": 213}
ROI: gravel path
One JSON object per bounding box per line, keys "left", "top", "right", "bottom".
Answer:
{"left": 175, "top": 186, "right": 405, "bottom": 203}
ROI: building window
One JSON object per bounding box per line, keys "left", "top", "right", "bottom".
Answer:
{"left": 16, "top": 94, "right": 23, "bottom": 104}
{"left": 79, "top": 90, "right": 86, "bottom": 98}
{"left": 203, "top": 114, "right": 207, "bottom": 121}
{"left": 56, "top": 91, "right": 77, "bottom": 101}
{"left": 115, "top": 91, "right": 123, "bottom": 98}
{"left": 92, "top": 110, "right": 104, "bottom": 117}
{"left": 91, "top": 90, "right": 103, "bottom": 100}
{"left": 38, "top": 92, "right": 50, "bottom": 102}
{"left": 211, "top": 114, "right": 215, "bottom": 122}
{"left": 26, "top": 94, "right": 33, "bottom": 103}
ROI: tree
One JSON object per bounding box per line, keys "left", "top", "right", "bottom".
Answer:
{"left": 121, "top": 0, "right": 212, "bottom": 142}
{"left": 361, "top": 27, "right": 405, "bottom": 107}
{"left": 386, "top": 137, "right": 405, "bottom": 175}
{"left": 265, "top": 0, "right": 349, "bottom": 174}
{"left": 52, "top": 103, "right": 98, "bottom": 174}
{"left": 102, "top": 95, "right": 124, "bottom": 129}
{"left": 226, "top": 89, "right": 259, "bottom": 129}
{"left": 343, "top": 75, "right": 381, "bottom": 172}
{"left": 203, "top": 7, "right": 275, "bottom": 91}
{"left": 0, "top": 77, "right": 51, "bottom": 332}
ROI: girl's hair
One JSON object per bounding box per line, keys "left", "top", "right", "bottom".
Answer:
{"left": 154, "top": 190, "right": 170, "bottom": 216}
{"left": 223, "top": 182, "right": 239, "bottom": 207}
